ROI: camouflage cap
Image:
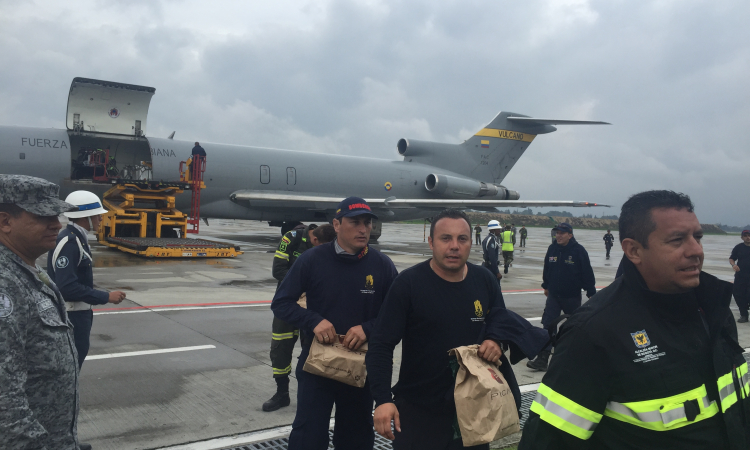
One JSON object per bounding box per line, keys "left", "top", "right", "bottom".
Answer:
{"left": 0, "top": 175, "right": 78, "bottom": 216}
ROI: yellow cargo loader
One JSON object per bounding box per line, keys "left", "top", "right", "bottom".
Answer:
{"left": 97, "top": 181, "right": 241, "bottom": 258}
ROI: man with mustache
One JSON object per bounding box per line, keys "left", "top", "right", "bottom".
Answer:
{"left": 520, "top": 190, "right": 750, "bottom": 450}
{"left": 0, "top": 175, "right": 83, "bottom": 449}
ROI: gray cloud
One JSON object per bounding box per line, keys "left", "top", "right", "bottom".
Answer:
{"left": 0, "top": 0, "right": 747, "bottom": 224}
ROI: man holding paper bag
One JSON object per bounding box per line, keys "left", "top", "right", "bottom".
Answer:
{"left": 271, "top": 197, "right": 397, "bottom": 450}
{"left": 367, "top": 209, "right": 548, "bottom": 449}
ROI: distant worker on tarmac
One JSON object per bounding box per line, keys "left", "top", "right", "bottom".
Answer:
{"left": 729, "top": 229, "right": 750, "bottom": 323}
{"left": 550, "top": 227, "right": 556, "bottom": 244}
{"left": 519, "top": 225, "right": 527, "bottom": 248}
{"left": 474, "top": 224, "right": 482, "bottom": 245}
{"left": 0, "top": 175, "right": 82, "bottom": 450}
{"left": 603, "top": 229, "right": 615, "bottom": 259}
{"left": 271, "top": 197, "right": 398, "bottom": 449}
{"left": 47, "top": 190, "right": 126, "bottom": 369}
{"left": 499, "top": 224, "right": 515, "bottom": 274}
{"left": 520, "top": 191, "right": 750, "bottom": 450}
{"left": 482, "top": 220, "right": 503, "bottom": 283}
{"left": 527, "top": 222, "right": 595, "bottom": 372}
{"left": 264, "top": 223, "right": 321, "bottom": 412}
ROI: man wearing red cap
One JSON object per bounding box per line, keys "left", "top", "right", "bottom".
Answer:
{"left": 729, "top": 230, "right": 750, "bottom": 323}
{"left": 272, "top": 196, "right": 398, "bottom": 450}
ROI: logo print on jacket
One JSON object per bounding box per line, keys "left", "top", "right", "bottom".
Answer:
{"left": 630, "top": 330, "right": 651, "bottom": 348}
{"left": 474, "top": 300, "right": 484, "bottom": 318}
{"left": 365, "top": 275, "right": 374, "bottom": 289}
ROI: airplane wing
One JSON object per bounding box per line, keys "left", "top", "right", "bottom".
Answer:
{"left": 507, "top": 117, "right": 611, "bottom": 125}
{"left": 229, "top": 191, "right": 609, "bottom": 213}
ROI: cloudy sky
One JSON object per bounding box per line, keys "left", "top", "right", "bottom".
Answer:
{"left": 1, "top": 0, "right": 748, "bottom": 225}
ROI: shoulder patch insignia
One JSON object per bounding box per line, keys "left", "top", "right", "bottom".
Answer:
{"left": 0, "top": 293, "right": 13, "bottom": 318}
{"left": 631, "top": 330, "right": 650, "bottom": 348}
{"left": 55, "top": 256, "right": 69, "bottom": 269}
{"left": 290, "top": 231, "right": 297, "bottom": 237}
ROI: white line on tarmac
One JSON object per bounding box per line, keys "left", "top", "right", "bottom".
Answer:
{"left": 154, "top": 419, "right": 336, "bottom": 450}
{"left": 87, "top": 345, "right": 215, "bottom": 360}
{"left": 94, "top": 303, "right": 271, "bottom": 316}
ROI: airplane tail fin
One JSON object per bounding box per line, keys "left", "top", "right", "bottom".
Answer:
{"left": 399, "top": 111, "right": 608, "bottom": 184}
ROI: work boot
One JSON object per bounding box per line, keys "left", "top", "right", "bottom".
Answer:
{"left": 526, "top": 350, "right": 551, "bottom": 372}
{"left": 262, "top": 391, "right": 290, "bottom": 412}
{"left": 738, "top": 316, "right": 749, "bottom": 323}
{"left": 79, "top": 443, "right": 93, "bottom": 450}
{"left": 504, "top": 265, "right": 509, "bottom": 274}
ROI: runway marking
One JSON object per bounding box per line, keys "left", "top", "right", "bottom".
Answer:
{"left": 93, "top": 301, "right": 272, "bottom": 316}
{"left": 520, "top": 383, "right": 540, "bottom": 393}
{"left": 87, "top": 345, "right": 215, "bottom": 360}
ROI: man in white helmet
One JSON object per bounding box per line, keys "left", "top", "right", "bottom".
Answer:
{"left": 481, "top": 220, "right": 503, "bottom": 284}
{"left": 47, "top": 190, "right": 126, "bottom": 369}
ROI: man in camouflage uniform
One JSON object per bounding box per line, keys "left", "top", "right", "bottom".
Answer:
{"left": 263, "top": 223, "right": 320, "bottom": 412}
{"left": 0, "top": 175, "right": 84, "bottom": 450}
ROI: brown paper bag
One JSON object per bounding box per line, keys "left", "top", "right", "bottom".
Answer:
{"left": 297, "top": 293, "right": 307, "bottom": 309}
{"left": 449, "top": 345, "right": 520, "bottom": 446}
{"left": 303, "top": 335, "right": 368, "bottom": 388}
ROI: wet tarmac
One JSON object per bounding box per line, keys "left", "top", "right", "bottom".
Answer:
{"left": 48, "top": 220, "right": 747, "bottom": 449}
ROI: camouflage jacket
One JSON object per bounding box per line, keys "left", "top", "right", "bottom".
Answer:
{"left": 0, "top": 244, "right": 80, "bottom": 449}
{"left": 272, "top": 225, "right": 315, "bottom": 283}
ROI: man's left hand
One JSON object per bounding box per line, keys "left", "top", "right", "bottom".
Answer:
{"left": 342, "top": 325, "right": 367, "bottom": 350}
{"left": 477, "top": 339, "right": 502, "bottom": 363}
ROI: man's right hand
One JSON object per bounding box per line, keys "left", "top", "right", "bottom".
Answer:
{"left": 313, "top": 319, "right": 337, "bottom": 344}
{"left": 374, "top": 403, "right": 401, "bottom": 440}
{"left": 496, "top": 272, "right": 503, "bottom": 280}
{"left": 543, "top": 289, "right": 549, "bottom": 297}
{"left": 108, "top": 291, "right": 126, "bottom": 304}
{"left": 734, "top": 265, "right": 741, "bottom": 273}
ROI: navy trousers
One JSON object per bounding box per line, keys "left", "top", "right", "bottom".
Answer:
{"left": 734, "top": 277, "right": 750, "bottom": 317}
{"left": 393, "top": 398, "right": 489, "bottom": 450}
{"left": 540, "top": 294, "right": 582, "bottom": 351}
{"left": 288, "top": 346, "right": 375, "bottom": 450}
{"left": 68, "top": 309, "right": 93, "bottom": 369}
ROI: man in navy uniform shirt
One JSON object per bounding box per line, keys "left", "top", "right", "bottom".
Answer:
{"left": 729, "top": 229, "right": 750, "bottom": 322}
{"left": 367, "top": 209, "right": 548, "bottom": 449}
{"left": 271, "top": 197, "right": 397, "bottom": 450}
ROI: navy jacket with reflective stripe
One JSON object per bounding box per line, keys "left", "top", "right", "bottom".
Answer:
{"left": 520, "top": 258, "right": 750, "bottom": 450}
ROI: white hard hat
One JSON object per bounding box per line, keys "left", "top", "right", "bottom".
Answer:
{"left": 487, "top": 220, "right": 501, "bottom": 230}
{"left": 63, "top": 191, "right": 107, "bottom": 218}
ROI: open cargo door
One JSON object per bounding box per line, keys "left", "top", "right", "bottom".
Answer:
{"left": 66, "top": 77, "right": 155, "bottom": 136}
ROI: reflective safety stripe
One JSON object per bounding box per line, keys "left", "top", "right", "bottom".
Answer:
{"left": 272, "top": 332, "right": 298, "bottom": 340}
{"left": 604, "top": 384, "right": 719, "bottom": 431}
{"left": 273, "top": 365, "right": 292, "bottom": 375}
{"left": 718, "top": 362, "right": 749, "bottom": 412}
{"left": 530, "top": 383, "right": 602, "bottom": 440}
{"left": 274, "top": 251, "right": 289, "bottom": 260}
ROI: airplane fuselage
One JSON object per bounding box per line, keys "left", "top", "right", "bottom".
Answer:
{"left": 2, "top": 125, "right": 461, "bottom": 222}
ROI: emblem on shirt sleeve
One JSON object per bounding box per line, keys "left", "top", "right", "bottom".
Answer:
{"left": 474, "top": 300, "right": 484, "bottom": 318}
{"left": 631, "top": 330, "right": 650, "bottom": 348}
{"left": 55, "top": 256, "right": 69, "bottom": 269}
{"left": 0, "top": 293, "right": 13, "bottom": 318}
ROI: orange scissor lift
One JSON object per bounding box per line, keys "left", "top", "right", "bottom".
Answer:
{"left": 96, "top": 155, "right": 241, "bottom": 258}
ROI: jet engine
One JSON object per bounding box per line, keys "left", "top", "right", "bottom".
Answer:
{"left": 425, "top": 173, "right": 520, "bottom": 200}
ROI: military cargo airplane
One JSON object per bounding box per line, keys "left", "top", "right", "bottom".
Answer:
{"left": 1, "top": 77, "right": 609, "bottom": 235}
